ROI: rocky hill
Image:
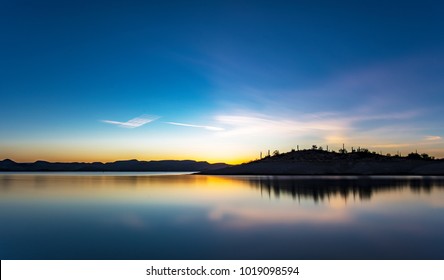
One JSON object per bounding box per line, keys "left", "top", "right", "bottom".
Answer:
{"left": 200, "top": 149, "right": 444, "bottom": 175}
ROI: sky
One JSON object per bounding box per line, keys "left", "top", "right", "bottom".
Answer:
{"left": 1, "top": 0, "right": 444, "bottom": 164}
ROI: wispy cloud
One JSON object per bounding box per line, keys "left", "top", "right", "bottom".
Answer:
{"left": 209, "top": 107, "right": 426, "bottom": 153}
{"left": 165, "top": 122, "right": 224, "bottom": 131}
{"left": 371, "top": 143, "right": 413, "bottom": 149}
{"left": 425, "top": 135, "right": 442, "bottom": 141}
{"left": 102, "top": 115, "right": 159, "bottom": 128}
{"left": 215, "top": 114, "right": 348, "bottom": 137}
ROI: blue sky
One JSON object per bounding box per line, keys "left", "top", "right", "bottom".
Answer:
{"left": 1, "top": 0, "right": 444, "bottom": 163}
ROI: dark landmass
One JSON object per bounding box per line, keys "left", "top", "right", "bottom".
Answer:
{"left": 0, "top": 159, "right": 230, "bottom": 172}
{"left": 200, "top": 149, "right": 444, "bottom": 175}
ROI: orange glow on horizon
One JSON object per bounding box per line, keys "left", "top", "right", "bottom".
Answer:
{"left": 3, "top": 149, "right": 444, "bottom": 164}
{"left": 0, "top": 151, "right": 250, "bottom": 165}
{"left": 2, "top": 140, "right": 444, "bottom": 164}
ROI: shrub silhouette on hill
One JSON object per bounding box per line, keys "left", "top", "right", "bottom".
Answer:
{"left": 257, "top": 145, "right": 439, "bottom": 163}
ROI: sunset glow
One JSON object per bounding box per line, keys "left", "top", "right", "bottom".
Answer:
{"left": 1, "top": 1, "right": 444, "bottom": 163}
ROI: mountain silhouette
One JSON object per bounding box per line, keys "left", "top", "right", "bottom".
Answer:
{"left": 0, "top": 159, "right": 229, "bottom": 172}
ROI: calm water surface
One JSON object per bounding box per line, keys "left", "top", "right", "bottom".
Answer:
{"left": 1, "top": 173, "right": 444, "bottom": 259}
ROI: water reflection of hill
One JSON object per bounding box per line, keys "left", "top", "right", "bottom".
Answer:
{"left": 247, "top": 176, "right": 444, "bottom": 202}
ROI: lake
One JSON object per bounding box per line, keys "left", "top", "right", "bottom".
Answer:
{"left": 1, "top": 173, "right": 444, "bottom": 259}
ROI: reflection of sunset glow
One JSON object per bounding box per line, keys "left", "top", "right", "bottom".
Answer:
{"left": 2, "top": 173, "right": 444, "bottom": 260}
{"left": 327, "top": 196, "right": 352, "bottom": 209}
{"left": 2, "top": 174, "right": 444, "bottom": 231}
{"left": 207, "top": 204, "right": 351, "bottom": 228}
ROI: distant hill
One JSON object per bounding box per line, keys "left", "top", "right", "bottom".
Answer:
{"left": 0, "top": 159, "right": 230, "bottom": 172}
{"left": 200, "top": 149, "right": 444, "bottom": 175}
